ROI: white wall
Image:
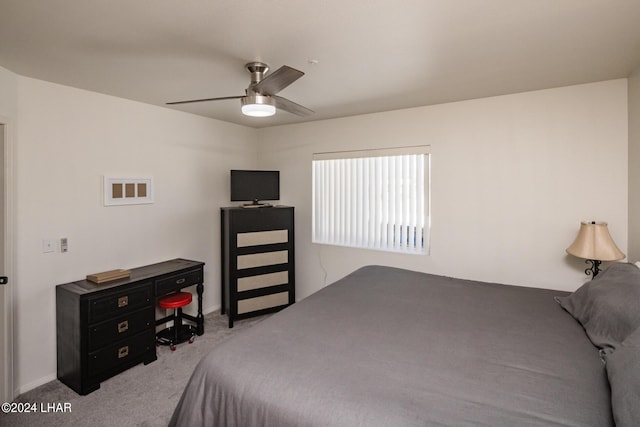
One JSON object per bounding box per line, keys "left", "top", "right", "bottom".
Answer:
{"left": 0, "top": 66, "right": 18, "bottom": 118}
{"left": 259, "top": 80, "right": 629, "bottom": 299}
{"left": 14, "top": 76, "right": 258, "bottom": 392}
{"left": 628, "top": 67, "right": 640, "bottom": 261}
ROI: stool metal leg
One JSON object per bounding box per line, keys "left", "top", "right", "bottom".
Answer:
{"left": 172, "top": 308, "right": 183, "bottom": 350}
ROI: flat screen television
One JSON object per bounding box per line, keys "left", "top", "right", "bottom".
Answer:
{"left": 230, "top": 170, "right": 280, "bottom": 206}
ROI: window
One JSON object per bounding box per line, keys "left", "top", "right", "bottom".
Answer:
{"left": 312, "top": 146, "right": 430, "bottom": 253}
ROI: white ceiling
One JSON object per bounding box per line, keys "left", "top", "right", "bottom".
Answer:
{"left": 1, "top": 0, "right": 639, "bottom": 128}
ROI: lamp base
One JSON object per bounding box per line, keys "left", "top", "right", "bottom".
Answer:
{"left": 585, "top": 259, "right": 602, "bottom": 278}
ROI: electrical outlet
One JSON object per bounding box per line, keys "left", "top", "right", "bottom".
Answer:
{"left": 61, "top": 237, "right": 68, "bottom": 253}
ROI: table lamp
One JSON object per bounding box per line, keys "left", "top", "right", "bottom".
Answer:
{"left": 566, "top": 221, "right": 625, "bottom": 278}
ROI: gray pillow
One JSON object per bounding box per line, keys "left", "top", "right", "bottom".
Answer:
{"left": 605, "top": 327, "right": 640, "bottom": 427}
{"left": 556, "top": 262, "right": 640, "bottom": 351}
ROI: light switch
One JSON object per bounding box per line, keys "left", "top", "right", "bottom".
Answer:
{"left": 42, "top": 239, "right": 55, "bottom": 253}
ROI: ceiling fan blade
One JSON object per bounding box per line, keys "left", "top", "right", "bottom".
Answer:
{"left": 166, "top": 95, "right": 244, "bottom": 105}
{"left": 273, "top": 95, "right": 314, "bottom": 117}
{"left": 253, "top": 66, "right": 304, "bottom": 96}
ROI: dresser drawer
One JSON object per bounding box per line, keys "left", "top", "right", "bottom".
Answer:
{"left": 230, "top": 207, "right": 293, "bottom": 232}
{"left": 237, "top": 291, "right": 290, "bottom": 314}
{"left": 155, "top": 268, "right": 203, "bottom": 295}
{"left": 237, "top": 229, "right": 289, "bottom": 247}
{"left": 237, "top": 271, "right": 289, "bottom": 292}
{"left": 88, "top": 330, "right": 155, "bottom": 378}
{"left": 88, "top": 307, "right": 154, "bottom": 352}
{"left": 89, "top": 283, "right": 153, "bottom": 323}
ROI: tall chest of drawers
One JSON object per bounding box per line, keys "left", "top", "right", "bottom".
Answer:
{"left": 56, "top": 258, "right": 205, "bottom": 395}
{"left": 221, "top": 206, "right": 295, "bottom": 327}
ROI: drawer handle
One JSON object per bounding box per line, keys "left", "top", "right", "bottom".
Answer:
{"left": 118, "top": 346, "right": 129, "bottom": 359}
{"left": 117, "top": 320, "right": 129, "bottom": 333}
{"left": 176, "top": 278, "right": 186, "bottom": 285}
{"left": 118, "top": 296, "right": 128, "bottom": 308}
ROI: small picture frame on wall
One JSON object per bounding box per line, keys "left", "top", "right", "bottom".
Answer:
{"left": 103, "top": 176, "right": 153, "bottom": 206}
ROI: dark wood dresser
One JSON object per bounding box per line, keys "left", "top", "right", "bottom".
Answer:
{"left": 56, "top": 258, "right": 205, "bottom": 395}
{"left": 221, "top": 206, "right": 295, "bottom": 327}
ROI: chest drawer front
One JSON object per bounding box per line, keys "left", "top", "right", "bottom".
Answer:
{"left": 237, "top": 250, "right": 288, "bottom": 270}
{"left": 155, "top": 268, "right": 202, "bottom": 295}
{"left": 237, "top": 271, "right": 289, "bottom": 292}
{"left": 237, "top": 229, "right": 288, "bottom": 247}
{"left": 89, "top": 283, "right": 152, "bottom": 323}
{"left": 231, "top": 207, "right": 293, "bottom": 233}
{"left": 88, "top": 307, "right": 154, "bottom": 352}
{"left": 237, "top": 291, "right": 290, "bottom": 314}
{"left": 88, "top": 330, "right": 155, "bottom": 378}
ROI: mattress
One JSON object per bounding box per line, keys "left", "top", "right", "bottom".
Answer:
{"left": 170, "top": 265, "right": 612, "bottom": 426}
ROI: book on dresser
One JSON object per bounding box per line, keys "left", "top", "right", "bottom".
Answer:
{"left": 221, "top": 206, "right": 295, "bottom": 327}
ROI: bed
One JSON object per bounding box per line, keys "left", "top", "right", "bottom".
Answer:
{"left": 170, "top": 264, "right": 640, "bottom": 426}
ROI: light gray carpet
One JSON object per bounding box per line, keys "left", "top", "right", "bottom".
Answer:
{"left": 1, "top": 311, "right": 268, "bottom": 427}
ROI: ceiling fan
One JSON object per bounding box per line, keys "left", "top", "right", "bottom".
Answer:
{"left": 167, "top": 62, "right": 313, "bottom": 117}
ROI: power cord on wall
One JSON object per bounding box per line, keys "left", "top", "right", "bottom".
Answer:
{"left": 318, "top": 244, "right": 328, "bottom": 287}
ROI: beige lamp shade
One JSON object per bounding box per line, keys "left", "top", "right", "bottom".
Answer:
{"left": 566, "top": 221, "right": 625, "bottom": 261}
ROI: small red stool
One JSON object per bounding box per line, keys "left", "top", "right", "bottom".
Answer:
{"left": 156, "top": 291, "right": 196, "bottom": 351}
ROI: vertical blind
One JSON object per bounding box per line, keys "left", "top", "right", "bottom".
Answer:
{"left": 312, "top": 146, "right": 430, "bottom": 253}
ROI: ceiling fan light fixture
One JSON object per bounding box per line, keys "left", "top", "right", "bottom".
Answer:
{"left": 241, "top": 94, "right": 276, "bottom": 117}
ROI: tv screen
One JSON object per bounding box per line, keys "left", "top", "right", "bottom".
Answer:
{"left": 230, "top": 170, "right": 280, "bottom": 204}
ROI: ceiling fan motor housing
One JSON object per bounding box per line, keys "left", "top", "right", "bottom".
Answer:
{"left": 246, "top": 62, "right": 269, "bottom": 86}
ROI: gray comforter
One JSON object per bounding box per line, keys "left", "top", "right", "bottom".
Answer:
{"left": 170, "top": 266, "right": 612, "bottom": 426}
